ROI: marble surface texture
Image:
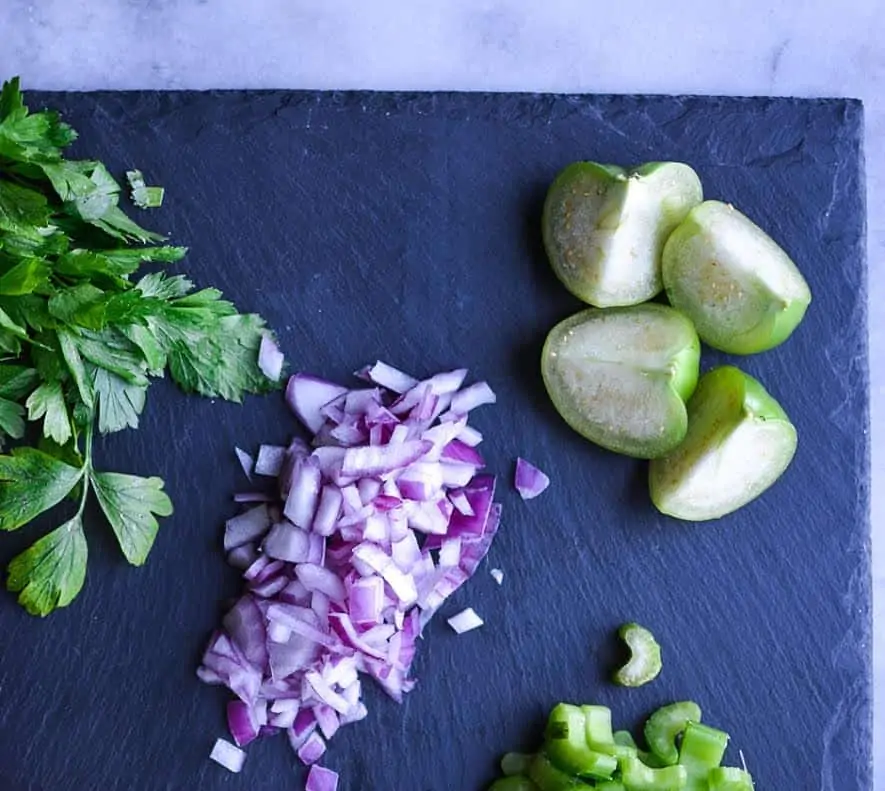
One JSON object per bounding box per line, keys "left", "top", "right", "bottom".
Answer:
{"left": 1, "top": 0, "right": 882, "bottom": 787}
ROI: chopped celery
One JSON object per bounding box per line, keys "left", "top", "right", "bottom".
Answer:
{"left": 545, "top": 704, "right": 618, "bottom": 779}
{"left": 614, "top": 622, "right": 663, "bottom": 687}
{"left": 678, "top": 722, "right": 728, "bottom": 774}
{"left": 620, "top": 756, "right": 688, "bottom": 790}
{"left": 707, "top": 767, "right": 754, "bottom": 790}
{"left": 644, "top": 701, "right": 702, "bottom": 765}
{"left": 502, "top": 753, "right": 535, "bottom": 776}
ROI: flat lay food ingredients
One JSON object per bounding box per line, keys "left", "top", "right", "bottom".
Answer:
{"left": 542, "top": 159, "right": 809, "bottom": 519}
{"left": 488, "top": 700, "right": 753, "bottom": 790}
{"left": 0, "top": 78, "right": 278, "bottom": 615}
{"left": 0, "top": 84, "right": 798, "bottom": 789}
{"left": 200, "top": 361, "right": 503, "bottom": 781}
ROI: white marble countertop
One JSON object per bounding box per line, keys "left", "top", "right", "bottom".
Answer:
{"left": 2, "top": 0, "right": 882, "bottom": 786}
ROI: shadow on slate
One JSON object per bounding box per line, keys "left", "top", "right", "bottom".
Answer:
{"left": 0, "top": 91, "right": 868, "bottom": 791}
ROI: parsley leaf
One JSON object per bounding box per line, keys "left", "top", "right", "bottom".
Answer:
{"left": 0, "top": 447, "right": 83, "bottom": 531}
{"left": 26, "top": 380, "right": 72, "bottom": 445}
{"left": 91, "top": 471, "right": 172, "bottom": 565}
{"left": 166, "top": 312, "right": 272, "bottom": 401}
{"left": 39, "top": 160, "right": 100, "bottom": 207}
{"left": 74, "top": 327, "right": 149, "bottom": 385}
{"left": 56, "top": 246, "right": 186, "bottom": 281}
{"left": 0, "top": 257, "right": 51, "bottom": 295}
{"left": 137, "top": 281, "right": 274, "bottom": 401}
{"left": 121, "top": 323, "right": 166, "bottom": 374}
{"left": 135, "top": 271, "right": 193, "bottom": 299}
{"left": 0, "top": 364, "right": 37, "bottom": 399}
{"left": 57, "top": 328, "right": 94, "bottom": 409}
{"left": 90, "top": 365, "right": 146, "bottom": 434}
{"left": 0, "top": 180, "right": 51, "bottom": 227}
{"left": 0, "top": 304, "right": 29, "bottom": 340}
{"left": 72, "top": 162, "right": 118, "bottom": 221}
{"left": 0, "top": 397, "right": 25, "bottom": 441}
{"left": 7, "top": 515, "right": 87, "bottom": 616}
{"left": 0, "top": 294, "right": 53, "bottom": 333}
{"left": 90, "top": 205, "right": 165, "bottom": 244}
{"left": 0, "top": 80, "right": 280, "bottom": 615}
{"left": 0, "top": 77, "right": 24, "bottom": 120}
{"left": 48, "top": 283, "right": 107, "bottom": 326}
{"left": 0, "top": 77, "right": 76, "bottom": 163}
{"left": 126, "top": 169, "right": 165, "bottom": 209}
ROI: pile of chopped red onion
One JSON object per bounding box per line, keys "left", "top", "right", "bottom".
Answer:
{"left": 199, "top": 361, "right": 502, "bottom": 786}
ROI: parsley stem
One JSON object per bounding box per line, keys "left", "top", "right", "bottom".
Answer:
{"left": 76, "top": 422, "right": 94, "bottom": 519}
{"left": 84, "top": 420, "right": 94, "bottom": 470}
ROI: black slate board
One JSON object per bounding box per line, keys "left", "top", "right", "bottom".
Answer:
{"left": 0, "top": 91, "right": 869, "bottom": 791}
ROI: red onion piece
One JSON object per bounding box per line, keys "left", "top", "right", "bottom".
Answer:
{"left": 263, "top": 522, "right": 311, "bottom": 563}
{"left": 251, "top": 576, "right": 289, "bottom": 598}
{"left": 297, "top": 731, "right": 327, "bottom": 765}
{"left": 255, "top": 444, "right": 287, "bottom": 476}
{"left": 397, "top": 462, "right": 443, "bottom": 501}
{"left": 340, "top": 439, "right": 432, "bottom": 478}
{"left": 312, "top": 485, "right": 343, "bottom": 536}
{"left": 227, "top": 543, "right": 258, "bottom": 570}
{"left": 313, "top": 704, "right": 340, "bottom": 741}
{"left": 348, "top": 576, "right": 384, "bottom": 625}
{"left": 305, "top": 670, "right": 351, "bottom": 714}
{"left": 362, "top": 360, "right": 418, "bottom": 393}
{"left": 450, "top": 380, "right": 496, "bottom": 413}
{"left": 233, "top": 492, "right": 274, "bottom": 503}
{"left": 224, "top": 504, "right": 272, "bottom": 551}
{"left": 210, "top": 738, "right": 246, "bottom": 773}
{"left": 439, "top": 461, "right": 478, "bottom": 488}
{"left": 306, "top": 765, "right": 339, "bottom": 791}
{"left": 223, "top": 596, "right": 268, "bottom": 668}
{"left": 447, "top": 607, "right": 484, "bottom": 634}
{"left": 456, "top": 424, "right": 483, "bottom": 447}
{"left": 441, "top": 439, "right": 485, "bottom": 467}
{"left": 258, "top": 335, "right": 285, "bottom": 382}
{"left": 296, "top": 563, "right": 347, "bottom": 603}
{"left": 514, "top": 457, "right": 551, "bottom": 500}
{"left": 449, "top": 489, "right": 475, "bottom": 516}
{"left": 284, "top": 457, "right": 322, "bottom": 528}
{"left": 286, "top": 375, "right": 348, "bottom": 434}
{"left": 227, "top": 700, "right": 260, "bottom": 747}
{"left": 234, "top": 447, "right": 254, "bottom": 480}
{"left": 425, "top": 368, "right": 468, "bottom": 395}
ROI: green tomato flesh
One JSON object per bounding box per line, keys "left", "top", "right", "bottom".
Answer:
{"left": 542, "top": 304, "right": 700, "bottom": 459}
{"left": 662, "top": 200, "right": 811, "bottom": 354}
{"left": 649, "top": 365, "right": 798, "bottom": 520}
{"left": 543, "top": 161, "right": 703, "bottom": 308}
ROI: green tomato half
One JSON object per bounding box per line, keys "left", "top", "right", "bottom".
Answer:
{"left": 649, "top": 365, "right": 798, "bottom": 521}
{"left": 662, "top": 201, "right": 811, "bottom": 354}
{"left": 541, "top": 304, "right": 700, "bottom": 459}
{"left": 543, "top": 161, "right": 703, "bottom": 308}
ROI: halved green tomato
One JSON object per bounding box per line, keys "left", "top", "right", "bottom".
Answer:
{"left": 543, "top": 161, "right": 702, "bottom": 308}
{"left": 662, "top": 200, "right": 811, "bottom": 354}
{"left": 541, "top": 304, "right": 700, "bottom": 459}
{"left": 649, "top": 365, "right": 798, "bottom": 520}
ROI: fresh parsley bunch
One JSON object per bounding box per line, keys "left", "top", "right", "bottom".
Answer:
{"left": 0, "top": 78, "right": 278, "bottom": 615}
